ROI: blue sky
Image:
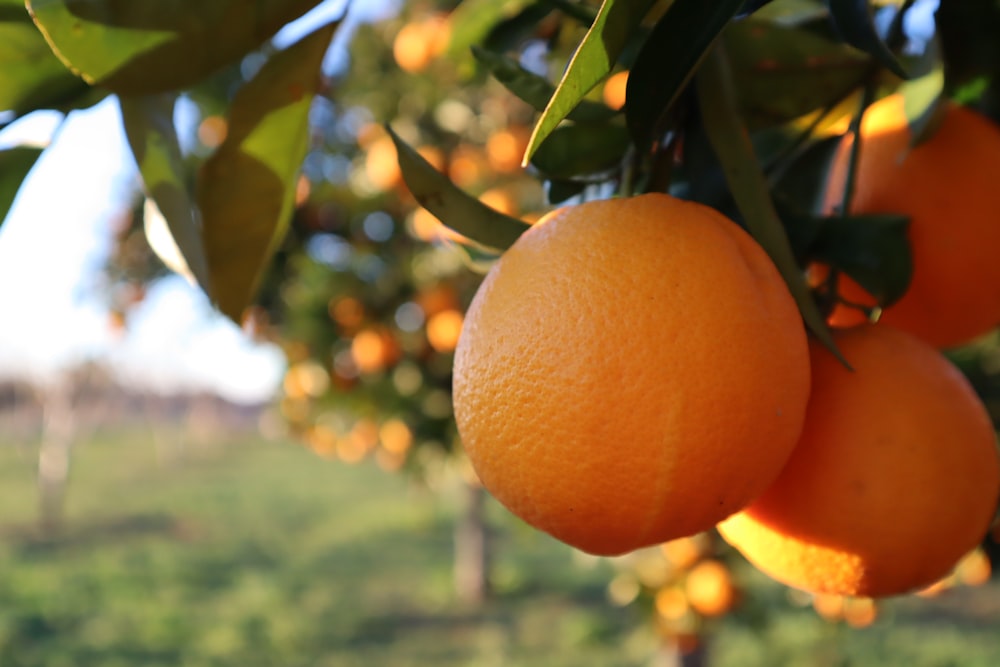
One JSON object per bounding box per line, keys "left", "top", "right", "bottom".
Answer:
{"left": 0, "top": 0, "right": 399, "bottom": 403}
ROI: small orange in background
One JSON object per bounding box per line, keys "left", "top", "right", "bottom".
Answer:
{"left": 478, "top": 186, "right": 519, "bottom": 217}
{"left": 454, "top": 193, "right": 811, "bottom": 555}
{"left": 392, "top": 14, "right": 449, "bottom": 73}
{"left": 486, "top": 126, "right": 531, "bottom": 173}
{"left": 654, "top": 587, "right": 689, "bottom": 621}
{"left": 364, "top": 135, "right": 403, "bottom": 192}
{"left": 719, "top": 324, "right": 1000, "bottom": 597}
{"left": 426, "top": 309, "right": 464, "bottom": 352}
{"left": 602, "top": 70, "right": 629, "bottom": 110}
{"left": 351, "top": 327, "right": 399, "bottom": 374}
{"left": 822, "top": 93, "right": 1000, "bottom": 348}
{"left": 684, "top": 560, "right": 737, "bottom": 617}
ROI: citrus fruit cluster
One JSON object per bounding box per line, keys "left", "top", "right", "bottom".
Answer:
{"left": 452, "top": 185, "right": 1000, "bottom": 598}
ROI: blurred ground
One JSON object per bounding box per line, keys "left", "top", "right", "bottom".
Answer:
{"left": 0, "top": 428, "right": 997, "bottom": 667}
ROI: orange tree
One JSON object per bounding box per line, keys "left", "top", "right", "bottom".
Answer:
{"left": 5, "top": 0, "right": 1000, "bottom": 661}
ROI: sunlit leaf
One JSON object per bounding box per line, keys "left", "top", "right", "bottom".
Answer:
{"left": 198, "top": 20, "right": 339, "bottom": 323}
{"left": 524, "top": 0, "right": 657, "bottom": 164}
{"left": 624, "top": 0, "right": 745, "bottom": 149}
{"left": 695, "top": 44, "right": 844, "bottom": 364}
{"left": 27, "top": 0, "right": 324, "bottom": 95}
{"left": 471, "top": 46, "right": 614, "bottom": 123}
{"left": 120, "top": 93, "right": 210, "bottom": 289}
{"left": 388, "top": 126, "right": 530, "bottom": 252}
{"left": 0, "top": 9, "right": 98, "bottom": 116}
{"left": 0, "top": 146, "right": 43, "bottom": 228}
{"left": 825, "top": 0, "right": 907, "bottom": 78}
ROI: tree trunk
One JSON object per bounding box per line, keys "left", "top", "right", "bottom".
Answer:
{"left": 37, "top": 383, "right": 77, "bottom": 536}
{"left": 453, "top": 480, "right": 491, "bottom": 606}
{"left": 652, "top": 636, "right": 708, "bottom": 667}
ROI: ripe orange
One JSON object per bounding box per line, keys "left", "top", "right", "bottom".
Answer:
{"left": 602, "top": 70, "right": 629, "bottom": 110}
{"left": 392, "top": 15, "right": 449, "bottom": 73}
{"left": 684, "top": 560, "right": 737, "bottom": 617}
{"left": 823, "top": 93, "right": 1000, "bottom": 348}
{"left": 453, "top": 193, "right": 811, "bottom": 555}
{"left": 719, "top": 324, "right": 1000, "bottom": 597}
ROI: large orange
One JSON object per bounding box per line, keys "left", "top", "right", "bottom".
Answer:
{"left": 719, "top": 324, "right": 1000, "bottom": 597}
{"left": 823, "top": 93, "right": 1000, "bottom": 348}
{"left": 453, "top": 193, "right": 811, "bottom": 556}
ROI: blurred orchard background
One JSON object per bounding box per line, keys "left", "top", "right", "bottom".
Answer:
{"left": 1, "top": 0, "right": 1000, "bottom": 665}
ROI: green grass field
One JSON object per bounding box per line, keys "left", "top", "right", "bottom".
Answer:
{"left": 0, "top": 429, "right": 997, "bottom": 666}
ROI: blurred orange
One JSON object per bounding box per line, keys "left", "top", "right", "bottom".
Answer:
{"left": 486, "top": 126, "right": 531, "bottom": 173}
{"left": 351, "top": 328, "right": 399, "bottom": 374}
{"left": 364, "top": 135, "right": 403, "bottom": 192}
{"left": 478, "top": 186, "right": 519, "bottom": 217}
{"left": 426, "top": 309, "right": 464, "bottom": 352}
{"left": 392, "top": 14, "right": 450, "bottom": 73}
{"left": 654, "top": 587, "right": 689, "bottom": 621}
{"left": 602, "top": 71, "right": 629, "bottom": 110}
{"left": 198, "top": 115, "right": 228, "bottom": 148}
{"left": 684, "top": 560, "right": 737, "bottom": 617}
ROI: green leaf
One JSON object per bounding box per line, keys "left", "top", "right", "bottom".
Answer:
{"left": 695, "top": 44, "right": 845, "bottom": 364}
{"left": 724, "top": 19, "right": 870, "bottom": 129}
{"left": 471, "top": 46, "right": 614, "bottom": 123}
{"left": 482, "top": 2, "right": 553, "bottom": 54}
{"left": 524, "top": 0, "right": 657, "bottom": 164}
{"left": 445, "top": 0, "right": 534, "bottom": 63}
{"left": 624, "top": 0, "right": 745, "bottom": 149}
{"left": 825, "top": 0, "right": 907, "bottom": 78}
{"left": 388, "top": 126, "right": 530, "bottom": 252}
{"left": 197, "top": 20, "right": 339, "bottom": 323}
{"left": 27, "top": 0, "right": 324, "bottom": 95}
{"left": 541, "top": 0, "right": 598, "bottom": 25}
{"left": 529, "top": 123, "right": 631, "bottom": 180}
{"left": 899, "top": 36, "right": 947, "bottom": 147}
{"left": 809, "top": 213, "right": 913, "bottom": 307}
{"left": 119, "top": 93, "right": 210, "bottom": 289}
{"left": 0, "top": 146, "right": 44, "bottom": 228}
{"left": 0, "top": 11, "right": 98, "bottom": 116}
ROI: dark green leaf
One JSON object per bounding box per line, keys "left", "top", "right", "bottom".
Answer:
{"left": 825, "top": 0, "right": 907, "bottom": 78}
{"left": 525, "top": 0, "right": 658, "bottom": 163}
{"left": 624, "top": 0, "right": 745, "bottom": 149}
{"left": 120, "top": 93, "right": 210, "bottom": 289}
{"left": 541, "top": 0, "right": 598, "bottom": 25}
{"left": 899, "top": 35, "right": 946, "bottom": 147}
{"left": 0, "top": 11, "right": 98, "bottom": 116}
{"left": 0, "top": 146, "right": 43, "bottom": 228}
{"left": 198, "top": 20, "right": 339, "bottom": 323}
{"left": 482, "top": 2, "right": 553, "bottom": 54}
{"left": 471, "top": 46, "right": 615, "bottom": 122}
{"left": 810, "top": 213, "right": 913, "bottom": 306}
{"left": 529, "top": 123, "right": 631, "bottom": 180}
{"left": 445, "top": 0, "right": 534, "bottom": 63}
{"left": 724, "top": 19, "right": 870, "bottom": 129}
{"left": 771, "top": 134, "right": 844, "bottom": 220}
{"left": 27, "top": 0, "right": 324, "bottom": 95}
{"left": 388, "top": 126, "right": 530, "bottom": 252}
{"left": 696, "top": 44, "right": 844, "bottom": 364}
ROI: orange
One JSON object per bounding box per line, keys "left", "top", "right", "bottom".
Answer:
{"left": 392, "top": 17, "right": 444, "bottom": 74}
{"left": 602, "top": 70, "right": 629, "bottom": 110}
{"left": 719, "top": 324, "right": 1000, "bottom": 597}
{"left": 453, "top": 193, "right": 811, "bottom": 555}
{"left": 485, "top": 126, "right": 531, "bottom": 174}
{"left": 822, "top": 93, "right": 1000, "bottom": 348}
{"left": 684, "top": 560, "right": 737, "bottom": 617}
{"left": 426, "top": 309, "right": 464, "bottom": 352}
